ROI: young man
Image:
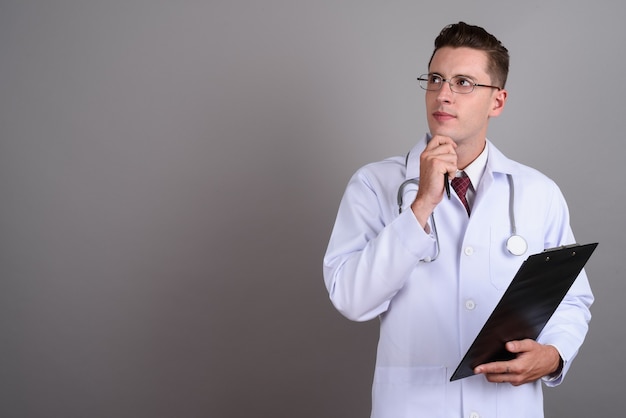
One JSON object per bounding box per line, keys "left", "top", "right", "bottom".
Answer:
{"left": 323, "top": 22, "right": 593, "bottom": 417}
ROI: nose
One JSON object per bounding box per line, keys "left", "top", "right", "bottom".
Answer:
{"left": 436, "top": 80, "right": 454, "bottom": 103}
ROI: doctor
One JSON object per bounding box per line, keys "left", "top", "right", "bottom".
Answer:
{"left": 323, "top": 22, "right": 593, "bottom": 418}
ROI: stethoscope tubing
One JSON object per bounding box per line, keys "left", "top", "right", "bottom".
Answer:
{"left": 397, "top": 154, "right": 527, "bottom": 260}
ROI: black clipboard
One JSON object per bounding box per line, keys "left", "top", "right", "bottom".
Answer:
{"left": 450, "top": 242, "right": 597, "bottom": 381}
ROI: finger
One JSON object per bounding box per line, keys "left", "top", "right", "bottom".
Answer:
{"left": 446, "top": 166, "right": 461, "bottom": 178}
{"left": 423, "top": 144, "right": 458, "bottom": 168}
{"left": 427, "top": 135, "right": 456, "bottom": 151}
{"left": 506, "top": 339, "right": 535, "bottom": 354}
{"left": 474, "top": 361, "right": 514, "bottom": 375}
{"left": 430, "top": 142, "right": 458, "bottom": 174}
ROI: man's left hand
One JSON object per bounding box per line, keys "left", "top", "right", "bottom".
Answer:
{"left": 473, "top": 339, "right": 561, "bottom": 386}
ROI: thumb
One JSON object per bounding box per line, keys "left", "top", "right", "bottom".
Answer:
{"left": 506, "top": 339, "right": 534, "bottom": 354}
{"left": 506, "top": 340, "right": 521, "bottom": 353}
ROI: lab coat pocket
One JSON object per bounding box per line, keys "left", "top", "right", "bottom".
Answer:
{"left": 372, "top": 366, "right": 447, "bottom": 418}
{"left": 489, "top": 228, "right": 524, "bottom": 290}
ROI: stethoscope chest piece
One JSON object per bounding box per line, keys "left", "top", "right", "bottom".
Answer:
{"left": 506, "top": 234, "right": 528, "bottom": 256}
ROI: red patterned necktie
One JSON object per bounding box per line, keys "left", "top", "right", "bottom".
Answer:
{"left": 451, "top": 173, "right": 472, "bottom": 215}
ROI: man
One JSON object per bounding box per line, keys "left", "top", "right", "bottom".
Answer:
{"left": 323, "top": 22, "right": 593, "bottom": 417}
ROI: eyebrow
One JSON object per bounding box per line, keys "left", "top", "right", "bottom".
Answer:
{"left": 429, "top": 72, "right": 477, "bottom": 80}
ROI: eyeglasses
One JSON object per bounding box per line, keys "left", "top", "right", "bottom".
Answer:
{"left": 417, "top": 73, "right": 501, "bottom": 94}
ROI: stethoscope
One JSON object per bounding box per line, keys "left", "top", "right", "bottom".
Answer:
{"left": 396, "top": 155, "right": 528, "bottom": 262}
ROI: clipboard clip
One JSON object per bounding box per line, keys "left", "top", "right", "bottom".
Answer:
{"left": 543, "top": 243, "right": 581, "bottom": 261}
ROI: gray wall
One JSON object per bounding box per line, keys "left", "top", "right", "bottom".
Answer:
{"left": 1, "top": 1, "right": 624, "bottom": 417}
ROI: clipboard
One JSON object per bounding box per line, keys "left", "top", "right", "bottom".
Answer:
{"left": 450, "top": 242, "right": 598, "bottom": 381}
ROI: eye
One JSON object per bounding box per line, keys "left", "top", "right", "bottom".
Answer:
{"left": 454, "top": 77, "right": 473, "bottom": 87}
{"left": 429, "top": 74, "right": 443, "bottom": 84}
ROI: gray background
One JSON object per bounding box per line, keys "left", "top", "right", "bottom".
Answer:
{"left": 1, "top": 1, "right": 623, "bottom": 417}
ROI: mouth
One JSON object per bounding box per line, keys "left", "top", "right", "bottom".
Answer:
{"left": 432, "top": 111, "right": 456, "bottom": 122}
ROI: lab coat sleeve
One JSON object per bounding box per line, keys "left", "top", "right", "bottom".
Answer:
{"left": 323, "top": 166, "right": 436, "bottom": 322}
{"left": 535, "top": 183, "right": 594, "bottom": 386}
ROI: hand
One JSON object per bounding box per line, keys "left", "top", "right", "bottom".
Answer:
{"left": 473, "top": 339, "right": 562, "bottom": 386}
{"left": 410, "top": 135, "right": 457, "bottom": 226}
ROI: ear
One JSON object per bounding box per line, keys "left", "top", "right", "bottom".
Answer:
{"left": 489, "top": 88, "right": 508, "bottom": 117}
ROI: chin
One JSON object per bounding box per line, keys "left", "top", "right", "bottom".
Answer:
{"left": 428, "top": 126, "right": 456, "bottom": 140}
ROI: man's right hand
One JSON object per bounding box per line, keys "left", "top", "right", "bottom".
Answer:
{"left": 411, "top": 135, "right": 458, "bottom": 228}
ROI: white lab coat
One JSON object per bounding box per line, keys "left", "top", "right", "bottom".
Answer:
{"left": 323, "top": 136, "right": 593, "bottom": 418}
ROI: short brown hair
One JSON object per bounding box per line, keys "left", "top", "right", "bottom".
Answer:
{"left": 428, "top": 22, "right": 509, "bottom": 89}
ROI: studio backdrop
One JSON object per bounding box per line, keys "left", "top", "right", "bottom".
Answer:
{"left": 1, "top": 1, "right": 624, "bottom": 417}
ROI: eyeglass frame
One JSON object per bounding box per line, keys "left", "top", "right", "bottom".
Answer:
{"left": 417, "top": 73, "right": 502, "bottom": 94}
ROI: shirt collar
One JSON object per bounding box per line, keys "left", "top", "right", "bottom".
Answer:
{"left": 462, "top": 143, "right": 488, "bottom": 188}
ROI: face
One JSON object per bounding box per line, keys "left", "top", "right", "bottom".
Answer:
{"left": 425, "top": 46, "right": 507, "bottom": 148}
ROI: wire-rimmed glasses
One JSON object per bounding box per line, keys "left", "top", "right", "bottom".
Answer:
{"left": 417, "top": 73, "right": 501, "bottom": 94}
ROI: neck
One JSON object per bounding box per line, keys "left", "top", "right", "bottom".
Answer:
{"left": 455, "top": 139, "right": 486, "bottom": 170}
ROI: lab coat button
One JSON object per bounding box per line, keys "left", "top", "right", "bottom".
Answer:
{"left": 464, "top": 246, "right": 474, "bottom": 256}
{"left": 469, "top": 413, "right": 480, "bottom": 418}
{"left": 465, "top": 300, "right": 476, "bottom": 310}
